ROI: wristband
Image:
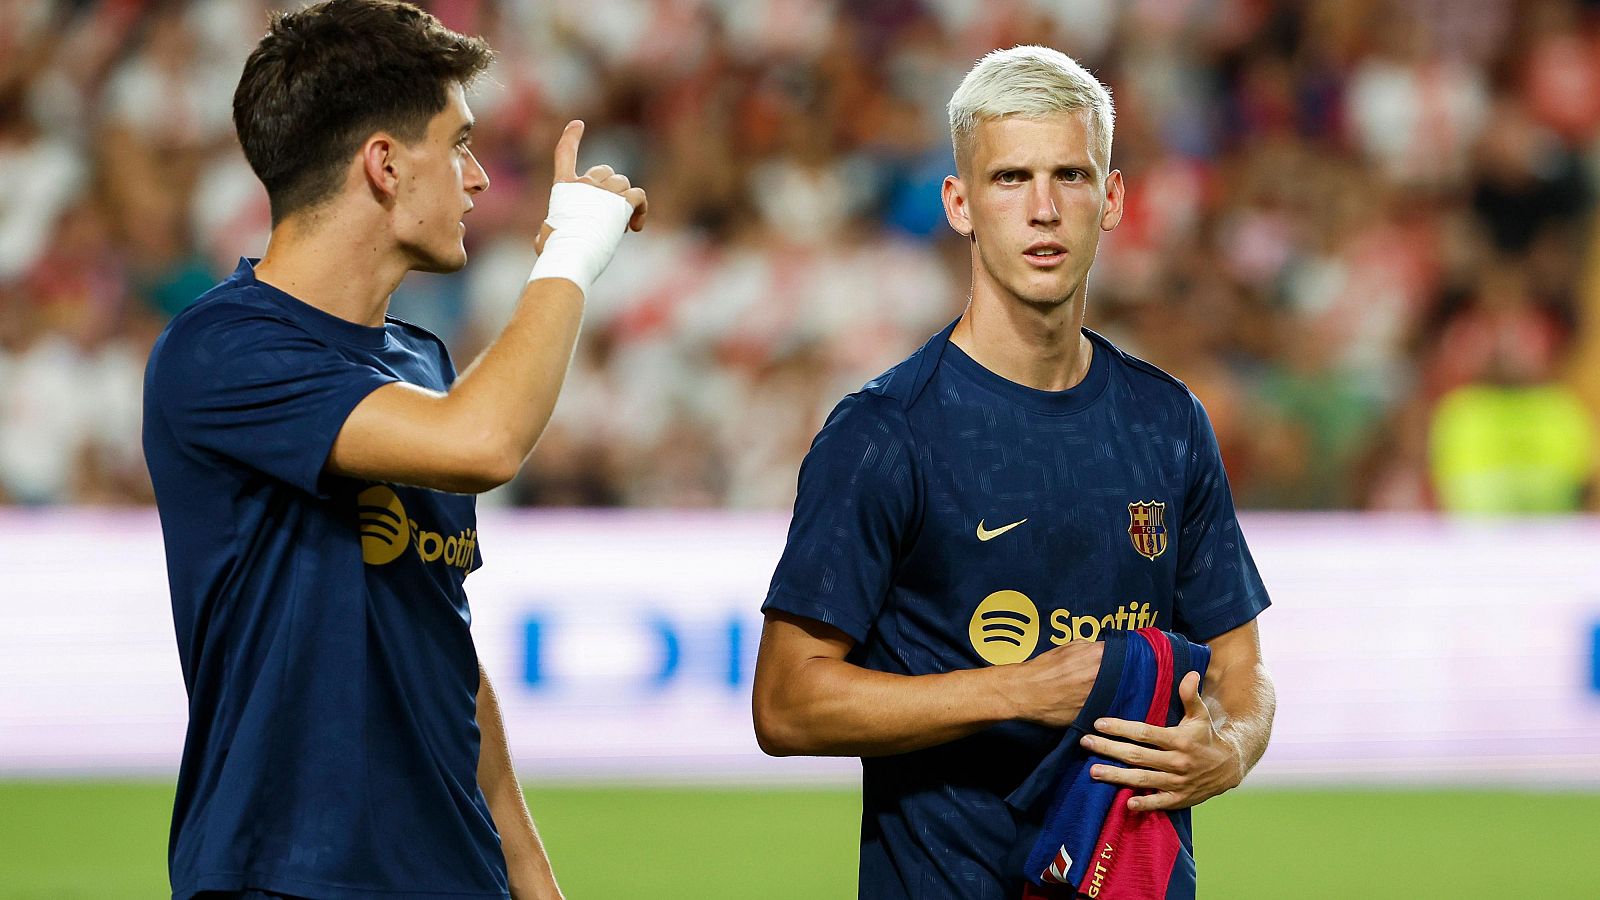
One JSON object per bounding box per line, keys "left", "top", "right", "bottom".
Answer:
{"left": 527, "top": 181, "right": 634, "bottom": 294}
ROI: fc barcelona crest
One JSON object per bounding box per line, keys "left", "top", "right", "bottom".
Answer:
{"left": 1127, "top": 501, "right": 1168, "bottom": 561}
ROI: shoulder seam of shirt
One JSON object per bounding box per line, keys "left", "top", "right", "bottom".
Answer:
{"left": 162, "top": 284, "right": 304, "bottom": 337}
{"left": 858, "top": 360, "right": 918, "bottom": 407}
{"left": 1088, "top": 329, "right": 1191, "bottom": 396}
{"left": 854, "top": 324, "right": 953, "bottom": 412}
{"left": 384, "top": 313, "right": 450, "bottom": 347}
{"left": 150, "top": 289, "right": 308, "bottom": 403}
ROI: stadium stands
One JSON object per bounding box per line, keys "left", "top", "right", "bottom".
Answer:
{"left": 1, "top": 0, "right": 1596, "bottom": 511}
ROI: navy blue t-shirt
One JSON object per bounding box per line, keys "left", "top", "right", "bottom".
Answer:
{"left": 763, "top": 320, "right": 1269, "bottom": 900}
{"left": 143, "top": 259, "right": 507, "bottom": 899}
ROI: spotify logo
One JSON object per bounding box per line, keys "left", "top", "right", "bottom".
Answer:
{"left": 967, "top": 590, "right": 1040, "bottom": 666}
{"left": 358, "top": 486, "right": 409, "bottom": 565}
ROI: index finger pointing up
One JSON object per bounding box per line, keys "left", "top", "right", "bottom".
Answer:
{"left": 553, "top": 120, "right": 584, "bottom": 182}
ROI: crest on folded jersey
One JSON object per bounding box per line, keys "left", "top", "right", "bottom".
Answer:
{"left": 1127, "top": 501, "right": 1168, "bottom": 561}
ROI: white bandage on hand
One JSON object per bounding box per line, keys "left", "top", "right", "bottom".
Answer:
{"left": 527, "top": 181, "right": 635, "bottom": 294}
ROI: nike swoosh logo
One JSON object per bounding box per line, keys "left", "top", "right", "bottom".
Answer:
{"left": 976, "top": 518, "right": 1028, "bottom": 542}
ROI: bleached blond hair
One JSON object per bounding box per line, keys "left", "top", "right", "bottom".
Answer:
{"left": 947, "top": 45, "right": 1115, "bottom": 174}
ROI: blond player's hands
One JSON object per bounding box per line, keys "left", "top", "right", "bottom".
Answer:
{"left": 533, "top": 120, "right": 647, "bottom": 256}
{"left": 1005, "top": 639, "right": 1105, "bottom": 729}
{"left": 1077, "top": 670, "right": 1245, "bottom": 811}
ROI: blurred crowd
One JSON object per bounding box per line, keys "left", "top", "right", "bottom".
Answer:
{"left": 2, "top": 0, "right": 1599, "bottom": 512}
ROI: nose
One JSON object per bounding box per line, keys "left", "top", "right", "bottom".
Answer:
{"left": 1029, "top": 180, "right": 1059, "bottom": 227}
{"left": 465, "top": 148, "right": 490, "bottom": 195}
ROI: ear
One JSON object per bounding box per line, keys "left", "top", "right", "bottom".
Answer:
{"left": 361, "top": 133, "right": 402, "bottom": 202}
{"left": 1100, "top": 169, "right": 1125, "bottom": 232}
{"left": 942, "top": 174, "right": 973, "bottom": 240}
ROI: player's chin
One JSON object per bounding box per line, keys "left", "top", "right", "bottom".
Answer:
{"left": 1012, "top": 274, "right": 1076, "bottom": 307}
{"left": 408, "top": 242, "right": 469, "bottom": 275}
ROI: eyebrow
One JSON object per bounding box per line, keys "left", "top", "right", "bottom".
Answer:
{"left": 985, "top": 160, "right": 1095, "bottom": 178}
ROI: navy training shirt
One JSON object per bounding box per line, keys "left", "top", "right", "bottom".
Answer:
{"left": 143, "top": 259, "right": 507, "bottom": 899}
{"left": 763, "top": 319, "right": 1269, "bottom": 900}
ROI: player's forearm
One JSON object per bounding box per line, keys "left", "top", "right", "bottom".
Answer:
{"left": 435, "top": 126, "right": 640, "bottom": 488}
{"left": 476, "top": 666, "right": 563, "bottom": 900}
{"left": 444, "top": 278, "right": 586, "bottom": 479}
{"left": 1202, "top": 657, "right": 1276, "bottom": 781}
{"left": 755, "top": 656, "right": 1020, "bottom": 757}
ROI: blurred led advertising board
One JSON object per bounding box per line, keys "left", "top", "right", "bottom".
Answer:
{"left": 2, "top": 511, "right": 1598, "bottom": 785}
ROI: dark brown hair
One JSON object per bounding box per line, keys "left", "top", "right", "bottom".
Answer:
{"left": 233, "top": 0, "right": 493, "bottom": 223}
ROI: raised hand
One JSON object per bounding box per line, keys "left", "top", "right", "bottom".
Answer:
{"left": 536, "top": 120, "right": 647, "bottom": 255}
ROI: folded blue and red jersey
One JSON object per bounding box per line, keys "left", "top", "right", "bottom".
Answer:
{"left": 1007, "top": 627, "right": 1211, "bottom": 899}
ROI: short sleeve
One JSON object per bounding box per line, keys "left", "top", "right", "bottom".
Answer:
{"left": 151, "top": 311, "right": 396, "bottom": 496}
{"left": 1172, "top": 393, "right": 1270, "bottom": 641}
{"left": 762, "top": 394, "right": 918, "bottom": 644}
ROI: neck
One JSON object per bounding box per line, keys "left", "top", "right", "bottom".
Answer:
{"left": 949, "top": 272, "right": 1093, "bottom": 393}
{"left": 252, "top": 209, "right": 409, "bottom": 327}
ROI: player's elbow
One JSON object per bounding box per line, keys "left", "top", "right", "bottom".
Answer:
{"left": 449, "top": 430, "right": 527, "bottom": 493}
{"left": 753, "top": 702, "right": 802, "bottom": 757}
{"left": 436, "top": 459, "right": 518, "bottom": 494}
{"left": 752, "top": 684, "right": 817, "bottom": 757}
{"left": 474, "top": 449, "right": 525, "bottom": 492}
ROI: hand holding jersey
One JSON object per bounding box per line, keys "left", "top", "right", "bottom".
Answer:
{"left": 1083, "top": 652, "right": 1253, "bottom": 812}
{"left": 1009, "top": 639, "right": 1107, "bottom": 729}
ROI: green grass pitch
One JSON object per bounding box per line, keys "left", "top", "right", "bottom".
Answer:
{"left": 1, "top": 782, "right": 1594, "bottom": 898}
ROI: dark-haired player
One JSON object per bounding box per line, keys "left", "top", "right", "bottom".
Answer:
{"left": 142, "top": 1, "right": 644, "bottom": 897}
{"left": 753, "top": 46, "right": 1275, "bottom": 898}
